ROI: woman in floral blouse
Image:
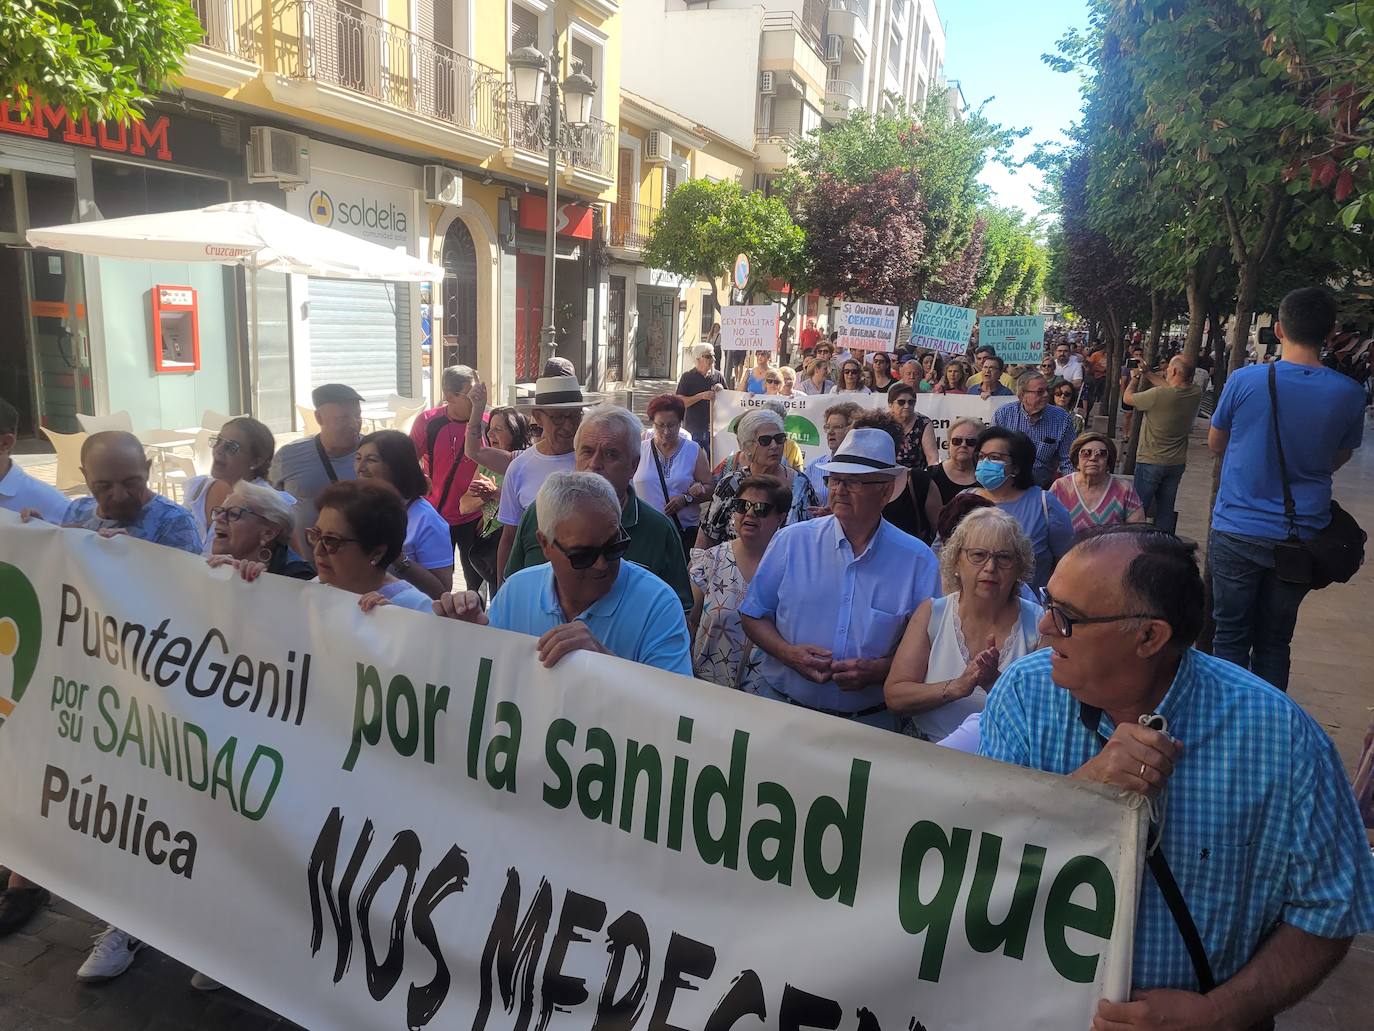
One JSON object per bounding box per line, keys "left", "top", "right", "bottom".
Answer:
{"left": 696, "top": 409, "right": 817, "bottom": 547}
{"left": 888, "top": 382, "right": 938, "bottom": 470}
{"left": 689, "top": 475, "right": 788, "bottom": 687}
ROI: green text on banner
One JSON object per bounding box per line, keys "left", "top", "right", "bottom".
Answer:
{"left": 0, "top": 514, "right": 1144, "bottom": 1031}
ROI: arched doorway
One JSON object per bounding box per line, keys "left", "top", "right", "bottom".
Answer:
{"left": 441, "top": 217, "right": 478, "bottom": 372}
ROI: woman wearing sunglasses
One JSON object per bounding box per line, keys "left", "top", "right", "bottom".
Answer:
{"left": 354, "top": 429, "right": 454, "bottom": 598}
{"left": 837, "top": 359, "right": 871, "bottom": 394}
{"left": 885, "top": 507, "right": 1044, "bottom": 745}
{"left": 697, "top": 409, "right": 818, "bottom": 549}
{"left": 182, "top": 416, "right": 284, "bottom": 555}
{"left": 929, "top": 416, "right": 983, "bottom": 505}
{"left": 870, "top": 352, "right": 897, "bottom": 394}
{"left": 1049, "top": 432, "right": 1145, "bottom": 534}
{"left": 433, "top": 472, "right": 693, "bottom": 674}
{"left": 735, "top": 349, "right": 776, "bottom": 394}
{"left": 688, "top": 476, "right": 789, "bottom": 687}
{"left": 1048, "top": 376, "right": 1085, "bottom": 436}
{"left": 204, "top": 480, "right": 312, "bottom": 581}
{"left": 308, "top": 480, "right": 434, "bottom": 612}
{"left": 887, "top": 383, "right": 938, "bottom": 470}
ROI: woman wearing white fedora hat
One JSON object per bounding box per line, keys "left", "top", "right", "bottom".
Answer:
{"left": 494, "top": 375, "right": 584, "bottom": 585}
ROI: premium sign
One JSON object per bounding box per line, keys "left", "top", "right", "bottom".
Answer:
{"left": 911, "top": 300, "right": 979, "bottom": 357}
{"left": 980, "top": 315, "right": 1047, "bottom": 364}
{"left": 719, "top": 304, "right": 777, "bottom": 351}
{"left": 836, "top": 301, "right": 900, "bottom": 352}
{"left": 1, "top": 101, "right": 171, "bottom": 161}
{"left": 0, "top": 515, "right": 1144, "bottom": 1031}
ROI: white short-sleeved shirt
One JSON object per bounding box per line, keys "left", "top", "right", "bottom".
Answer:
{"left": 0, "top": 461, "right": 70, "bottom": 524}
{"left": 496, "top": 447, "right": 576, "bottom": 527}
{"left": 405, "top": 498, "right": 453, "bottom": 569}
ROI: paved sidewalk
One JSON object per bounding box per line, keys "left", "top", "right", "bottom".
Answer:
{"left": 3, "top": 418, "right": 1372, "bottom": 1029}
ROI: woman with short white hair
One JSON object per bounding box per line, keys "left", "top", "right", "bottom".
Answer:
{"left": 696, "top": 409, "right": 818, "bottom": 548}
{"left": 884, "top": 507, "right": 1044, "bottom": 743}
{"left": 205, "top": 479, "right": 312, "bottom": 581}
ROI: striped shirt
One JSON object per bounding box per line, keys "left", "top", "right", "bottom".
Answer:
{"left": 979, "top": 647, "right": 1374, "bottom": 990}
{"left": 993, "top": 401, "right": 1074, "bottom": 484}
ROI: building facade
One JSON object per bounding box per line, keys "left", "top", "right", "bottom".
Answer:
{"left": 1, "top": 0, "right": 622, "bottom": 438}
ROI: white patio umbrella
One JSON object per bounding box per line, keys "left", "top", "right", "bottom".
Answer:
{"left": 27, "top": 200, "right": 445, "bottom": 412}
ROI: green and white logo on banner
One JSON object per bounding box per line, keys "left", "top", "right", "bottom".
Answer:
{"left": 0, "top": 561, "right": 42, "bottom": 729}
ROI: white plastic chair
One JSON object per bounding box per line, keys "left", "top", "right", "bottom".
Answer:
{"left": 200, "top": 410, "right": 234, "bottom": 431}
{"left": 390, "top": 402, "right": 425, "bottom": 433}
{"left": 387, "top": 392, "right": 424, "bottom": 412}
{"left": 295, "top": 404, "right": 320, "bottom": 435}
{"left": 38, "top": 426, "right": 89, "bottom": 493}
{"left": 76, "top": 411, "right": 133, "bottom": 433}
{"left": 161, "top": 453, "right": 198, "bottom": 503}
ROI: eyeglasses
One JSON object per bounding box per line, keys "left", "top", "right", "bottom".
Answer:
{"left": 730, "top": 498, "right": 779, "bottom": 518}
{"left": 949, "top": 436, "right": 978, "bottom": 447}
{"left": 824, "top": 475, "right": 890, "bottom": 493}
{"left": 765, "top": 377, "right": 782, "bottom": 385}
{"left": 208, "top": 435, "right": 241, "bottom": 455}
{"left": 891, "top": 398, "right": 916, "bottom": 407}
{"left": 211, "top": 505, "right": 268, "bottom": 524}
{"left": 1023, "top": 388, "right": 1049, "bottom": 397}
{"left": 1079, "top": 448, "right": 1110, "bottom": 459}
{"left": 305, "top": 527, "right": 362, "bottom": 554}
{"left": 962, "top": 547, "right": 1017, "bottom": 570}
{"left": 978, "top": 451, "right": 1011, "bottom": 463}
{"left": 539, "top": 410, "right": 582, "bottom": 424}
{"left": 552, "top": 528, "right": 631, "bottom": 570}
{"left": 754, "top": 433, "right": 788, "bottom": 447}
{"left": 1039, "top": 588, "right": 1161, "bottom": 638}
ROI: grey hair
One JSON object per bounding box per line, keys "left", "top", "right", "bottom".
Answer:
{"left": 947, "top": 416, "right": 985, "bottom": 440}
{"left": 736, "top": 408, "right": 784, "bottom": 448}
{"left": 938, "top": 506, "right": 1034, "bottom": 596}
{"left": 441, "top": 364, "right": 476, "bottom": 395}
{"left": 1017, "top": 370, "right": 1048, "bottom": 396}
{"left": 574, "top": 404, "right": 643, "bottom": 456}
{"left": 536, "top": 471, "right": 621, "bottom": 539}
{"left": 229, "top": 480, "right": 296, "bottom": 544}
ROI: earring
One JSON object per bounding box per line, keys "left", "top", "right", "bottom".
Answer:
{"left": 258, "top": 546, "right": 273, "bottom": 562}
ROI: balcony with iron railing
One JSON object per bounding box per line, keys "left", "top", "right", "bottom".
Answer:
{"left": 608, "top": 200, "right": 658, "bottom": 253}
{"left": 191, "top": 0, "right": 257, "bottom": 58}
{"left": 504, "top": 100, "right": 616, "bottom": 183}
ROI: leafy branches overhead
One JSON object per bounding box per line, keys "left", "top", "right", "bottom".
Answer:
{"left": 1, "top": 0, "right": 204, "bottom": 123}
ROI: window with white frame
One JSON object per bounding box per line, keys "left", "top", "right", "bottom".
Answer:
{"left": 510, "top": 2, "right": 542, "bottom": 50}
{"left": 569, "top": 27, "right": 605, "bottom": 119}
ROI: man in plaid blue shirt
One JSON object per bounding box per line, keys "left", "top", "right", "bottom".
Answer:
{"left": 993, "top": 371, "right": 1074, "bottom": 487}
{"left": 981, "top": 526, "right": 1374, "bottom": 1030}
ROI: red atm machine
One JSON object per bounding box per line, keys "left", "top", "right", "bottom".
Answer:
{"left": 150, "top": 284, "right": 201, "bottom": 373}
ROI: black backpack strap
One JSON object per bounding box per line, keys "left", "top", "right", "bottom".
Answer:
{"left": 425, "top": 415, "right": 467, "bottom": 516}
{"left": 1267, "top": 363, "right": 1299, "bottom": 541}
{"left": 313, "top": 435, "right": 339, "bottom": 483}
{"left": 1078, "top": 704, "right": 1216, "bottom": 992}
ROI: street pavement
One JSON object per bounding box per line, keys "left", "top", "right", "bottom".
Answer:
{"left": 2, "top": 413, "right": 1372, "bottom": 1029}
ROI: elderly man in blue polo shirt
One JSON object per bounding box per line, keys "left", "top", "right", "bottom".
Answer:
{"left": 434, "top": 471, "right": 692, "bottom": 676}
{"left": 738, "top": 428, "right": 941, "bottom": 730}
{"left": 980, "top": 525, "right": 1374, "bottom": 1030}
{"left": 993, "top": 370, "right": 1073, "bottom": 487}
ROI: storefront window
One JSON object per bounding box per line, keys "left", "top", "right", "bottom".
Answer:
{"left": 0, "top": 172, "right": 16, "bottom": 236}
{"left": 92, "top": 160, "right": 228, "bottom": 218}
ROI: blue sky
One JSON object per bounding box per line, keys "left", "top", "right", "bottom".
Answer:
{"left": 938, "top": 0, "right": 1087, "bottom": 221}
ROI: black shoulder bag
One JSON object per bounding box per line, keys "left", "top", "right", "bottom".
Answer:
{"left": 425, "top": 415, "right": 468, "bottom": 517}
{"left": 1079, "top": 705, "right": 1215, "bottom": 992}
{"left": 650, "top": 442, "right": 686, "bottom": 534}
{"left": 1267, "top": 363, "right": 1366, "bottom": 589}
{"left": 313, "top": 435, "right": 340, "bottom": 483}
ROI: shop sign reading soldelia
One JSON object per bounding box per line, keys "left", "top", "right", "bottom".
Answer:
{"left": 296, "top": 170, "right": 414, "bottom": 250}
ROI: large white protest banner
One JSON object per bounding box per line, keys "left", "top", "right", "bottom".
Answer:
{"left": 911, "top": 300, "right": 978, "bottom": 357}
{"left": 836, "top": 301, "right": 900, "bottom": 352}
{"left": 980, "top": 315, "right": 1047, "bottom": 365}
{"left": 720, "top": 304, "right": 777, "bottom": 352}
{"left": 0, "top": 515, "right": 1144, "bottom": 1031}
{"left": 710, "top": 389, "right": 1001, "bottom": 465}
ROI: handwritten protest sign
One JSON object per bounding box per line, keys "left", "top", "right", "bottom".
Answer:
{"left": 980, "top": 315, "right": 1047, "bottom": 364}
{"left": 720, "top": 305, "right": 777, "bottom": 352}
{"left": 911, "top": 300, "right": 978, "bottom": 357}
{"left": 836, "top": 301, "right": 899, "bottom": 352}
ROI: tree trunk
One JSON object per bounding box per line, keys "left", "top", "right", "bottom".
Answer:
{"left": 1102, "top": 310, "right": 1125, "bottom": 439}
{"left": 1227, "top": 263, "right": 1262, "bottom": 375}
{"left": 1121, "top": 291, "right": 1164, "bottom": 475}
{"left": 1183, "top": 246, "right": 1224, "bottom": 361}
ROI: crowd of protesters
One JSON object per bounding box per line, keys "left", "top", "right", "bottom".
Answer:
{"left": 1, "top": 284, "right": 1372, "bottom": 1027}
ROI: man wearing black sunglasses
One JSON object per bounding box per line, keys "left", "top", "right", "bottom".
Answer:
{"left": 435, "top": 471, "right": 692, "bottom": 675}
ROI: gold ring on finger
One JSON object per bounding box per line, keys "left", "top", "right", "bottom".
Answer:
{"left": 1139, "top": 762, "right": 1147, "bottom": 778}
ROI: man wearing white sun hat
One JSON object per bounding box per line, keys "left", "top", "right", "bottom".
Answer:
{"left": 739, "top": 427, "right": 941, "bottom": 730}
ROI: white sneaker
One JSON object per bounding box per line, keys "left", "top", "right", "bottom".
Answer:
{"left": 76, "top": 925, "right": 145, "bottom": 981}
{"left": 190, "top": 971, "right": 223, "bottom": 991}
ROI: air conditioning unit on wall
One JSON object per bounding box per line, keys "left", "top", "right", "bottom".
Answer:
{"left": 645, "top": 130, "right": 673, "bottom": 163}
{"left": 423, "top": 165, "right": 463, "bottom": 207}
{"left": 248, "top": 126, "right": 309, "bottom": 184}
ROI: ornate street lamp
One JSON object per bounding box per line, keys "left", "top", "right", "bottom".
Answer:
{"left": 508, "top": 39, "right": 598, "bottom": 368}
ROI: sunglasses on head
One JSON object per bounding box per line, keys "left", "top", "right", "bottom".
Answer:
{"left": 754, "top": 432, "right": 788, "bottom": 447}
{"left": 731, "top": 498, "right": 778, "bottom": 518}
{"left": 553, "top": 528, "right": 631, "bottom": 570}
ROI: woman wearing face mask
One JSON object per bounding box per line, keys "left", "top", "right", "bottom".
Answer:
{"left": 1049, "top": 432, "right": 1146, "bottom": 533}
{"left": 967, "top": 426, "right": 1073, "bottom": 590}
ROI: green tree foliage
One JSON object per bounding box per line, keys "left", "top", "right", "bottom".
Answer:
{"left": 643, "top": 178, "right": 805, "bottom": 311}
{"left": 1, "top": 0, "right": 203, "bottom": 123}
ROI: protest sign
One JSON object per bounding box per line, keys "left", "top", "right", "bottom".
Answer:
{"left": 0, "top": 515, "right": 1143, "bottom": 1031}
{"left": 711, "top": 389, "right": 1000, "bottom": 466}
{"left": 911, "top": 300, "right": 978, "bottom": 357}
{"left": 980, "top": 315, "right": 1047, "bottom": 364}
{"left": 836, "top": 301, "right": 900, "bottom": 352}
{"left": 720, "top": 305, "right": 777, "bottom": 352}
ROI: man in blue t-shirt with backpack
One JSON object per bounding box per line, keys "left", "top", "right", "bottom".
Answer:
{"left": 1208, "top": 287, "right": 1366, "bottom": 691}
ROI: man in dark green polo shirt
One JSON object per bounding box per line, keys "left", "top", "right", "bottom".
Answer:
{"left": 504, "top": 404, "right": 692, "bottom": 610}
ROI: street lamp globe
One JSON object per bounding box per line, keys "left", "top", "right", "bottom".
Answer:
{"left": 561, "top": 71, "right": 597, "bottom": 125}
{"left": 508, "top": 45, "right": 549, "bottom": 106}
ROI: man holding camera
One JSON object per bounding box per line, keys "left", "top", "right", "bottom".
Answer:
{"left": 1123, "top": 355, "right": 1202, "bottom": 532}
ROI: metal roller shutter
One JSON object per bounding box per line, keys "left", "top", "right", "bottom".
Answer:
{"left": 307, "top": 277, "right": 410, "bottom": 404}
